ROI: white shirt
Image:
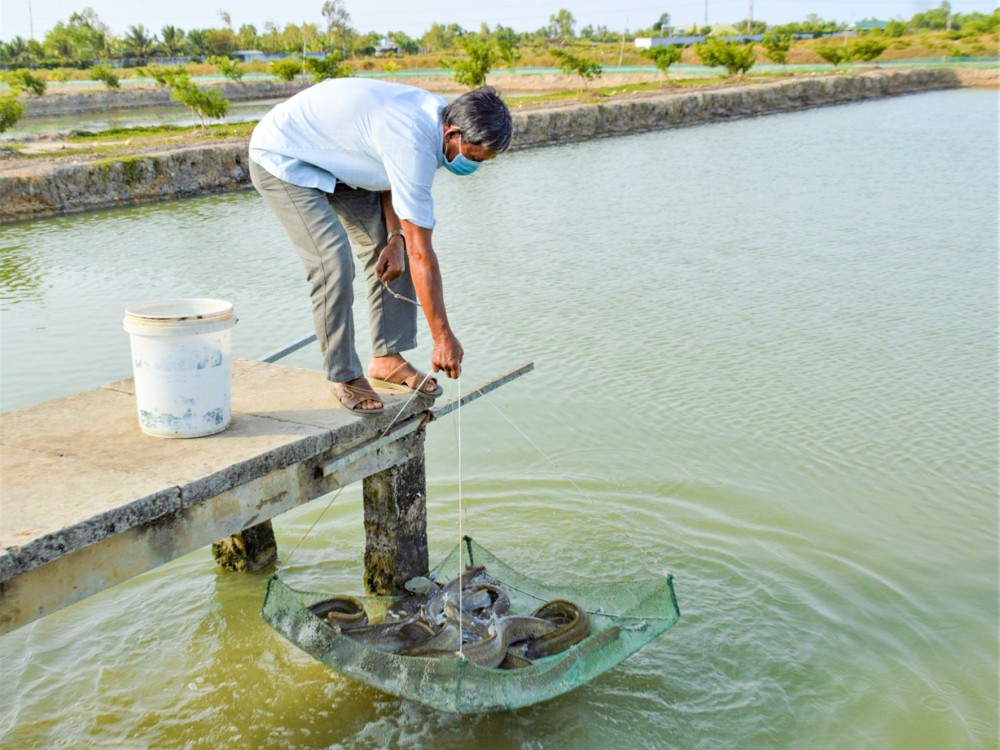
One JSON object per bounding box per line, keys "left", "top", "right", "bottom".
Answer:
{"left": 249, "top": 78, "right": 447, "bottom": 229}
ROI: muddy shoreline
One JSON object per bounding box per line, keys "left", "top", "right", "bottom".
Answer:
{"left": 0, "top": 69, "right": 976, "bottom": 225}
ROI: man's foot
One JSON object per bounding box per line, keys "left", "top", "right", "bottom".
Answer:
{"left": 332, "top": 376, "right": 384, "bottom": 415}
{"left": 368, "top": 354, "right": 444, "bottom": 397}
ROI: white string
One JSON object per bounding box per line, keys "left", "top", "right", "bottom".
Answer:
{"left": 457, "top": 370, "right": 464, "bottom": 657}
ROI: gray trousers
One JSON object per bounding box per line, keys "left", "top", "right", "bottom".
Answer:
{"left": 250, "top": 159, "right": 417, "bottom": 383}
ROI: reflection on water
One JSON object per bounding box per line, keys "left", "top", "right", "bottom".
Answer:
{"left": 0, "top": 244, "right": 45, "bottom": 303}
{"left": 0, "top": 89, "right": 996, "bottom": 749}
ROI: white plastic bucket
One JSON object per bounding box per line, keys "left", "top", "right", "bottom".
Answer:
{"left": 123, "top": 299, "right": 236, "bottom": 438}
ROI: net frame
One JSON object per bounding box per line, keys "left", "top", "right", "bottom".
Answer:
{"left": 261, "top": 537, "right": 680, "bottom": 713}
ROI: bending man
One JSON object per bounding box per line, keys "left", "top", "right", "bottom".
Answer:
{"left": 249, "top": 80, "right": 513, "bottom": 414}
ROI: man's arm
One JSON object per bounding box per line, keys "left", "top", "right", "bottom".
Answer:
{"left": 376, "top": 191, "right": 405, "bottom": 282}
{"left": 401, "top": 218, "right": 463, "bottom": 378}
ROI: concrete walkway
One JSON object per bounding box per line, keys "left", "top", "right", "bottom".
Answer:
{"left": 0, "top": 358, "right": 435, "bottom": 633}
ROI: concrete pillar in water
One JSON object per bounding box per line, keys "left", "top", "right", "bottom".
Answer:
{"left": 362, "top": 432, "right": 429, "bottom": 595}
{"left": 212, "top": 520, "right": 278, "bottom": 572}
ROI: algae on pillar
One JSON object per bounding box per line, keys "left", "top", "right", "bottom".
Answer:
{"left": 212, "top": 520, "right": 278, "bottom": 572}
{"left": 362, "top": 432, "right": 429, "bottom": 595}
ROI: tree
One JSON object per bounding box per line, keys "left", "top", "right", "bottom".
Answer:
{"left": 885, "top": 20, "right": 908, "bottom": 37}
{"left": 168, "top": 74, "right": 229, "bottom": 127}
{"left": 88, "top": 64, "right": 120, "bottom": 89}
{"left": 237, "top": 24, "right": 259, "bottom": 49}
{"left": 4, "top": 69, "right": 47, "bottom": 96}
{"left": 761, "top": 33, "right": 792, "bottom": 65}
{"left": 160, "top": 25, "right": 187, "bottom": 56}
{"left": 140, "top": 65, "right": 187, "bottom": 86}
{"left": 322, "top": 0, "right": 353, "bottom": 57}
{"left": 186, "top": 29, "right": 210, "bottom": 57}
{"left": 695, "top": 39, "right": 756, "bottom": 76}
{"left": 848, "top": 39, "right": 888, "bottom": 65}
{"left": 642, "top": 45, "right": 682, "bottom": 85}
{"left": 422, "top": 22, "right": 458, "bottom": 52}
{"left": 388, "top": 31, "right": 419, "bottom": 55}
{"left": 269, "top": 56, "right": 303, "bottom": 81}
{"left": 494, "top": 26, "right": 521, "bottom": 68}
{"left": 0, "top": 93, "right": 24, "bottom": 133}
{"left": 652, "top": 13, "right": 671, "bottom": 32}
{"left": 204, "top": 28, "right": 238, "bottom": 55}
{"left": 305, "top": 53, "right": 351, "bottom": 82}
{"left": 816, "top": 45, "right": 848, "bottom": 67}
{"left": 1, "top": 37, "right": 30, "bottom": 65}
{"left": 445, "top": 37, "right": 496, "bottom": 88}
{"left": 208, "top": 55, "right": 243, "bottom": 82}
{"left": 551, "top": 48, "right": 602, "bottom": 93}
{"left": 43, "top": 9, "right": 108, "bottom": 62}
{"left": 911, "top": 2, "right": 952, "bottom": 30}
{"left": 122, "top": 24, "right": 156, "bottom": 59}
{"left": 548, "top": 9, "right": 576, "bottom": 42}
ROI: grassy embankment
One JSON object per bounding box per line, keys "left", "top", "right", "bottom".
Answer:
{"left": 13, "top": 31, "right": 999, "bottom": 87}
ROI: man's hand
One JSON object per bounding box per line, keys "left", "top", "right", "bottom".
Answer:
{"left": 432, "top": 331, "right": 464, "bottom": 379}
{"left": 375, "top": 239, "right": 405, "bottom": 282}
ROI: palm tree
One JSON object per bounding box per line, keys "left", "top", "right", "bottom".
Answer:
{"left": 122, "top": 24, "right": 157, "bottom": 59}
{"left": 160, "top": 25, "right": 187, "bottom": 57}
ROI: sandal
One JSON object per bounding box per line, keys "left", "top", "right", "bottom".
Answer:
{"left": 331, "top": 378, "right": 384, "bottom": 416}
{"left": 369, "top": 361, "right": 444, "bottom": 398}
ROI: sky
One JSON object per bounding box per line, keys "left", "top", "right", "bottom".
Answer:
{"left": 0, "top": 0, "right": 996, "bottom": 41}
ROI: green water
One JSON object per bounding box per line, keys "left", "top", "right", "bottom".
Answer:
{"left": 0, "top": 89, "right": 996, "bottom": 749}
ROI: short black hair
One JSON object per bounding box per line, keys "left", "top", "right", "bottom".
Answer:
{"left": 441, "top": 86, "right": 513, "bottom": 154}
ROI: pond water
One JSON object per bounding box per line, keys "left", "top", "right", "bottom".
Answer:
{"left": 0, "top": 89, "right": 996, "bottom": 749}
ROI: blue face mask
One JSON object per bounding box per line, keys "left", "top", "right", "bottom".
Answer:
{"left": 444, "top": 133, "right": 480, "bottom": 176}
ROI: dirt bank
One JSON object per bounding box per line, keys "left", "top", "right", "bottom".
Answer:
{"left": 0, "top": 69, "right": 968, "bottom": 224}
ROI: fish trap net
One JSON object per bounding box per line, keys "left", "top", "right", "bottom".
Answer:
{"left": 261, "top": 536, "right": 680, "bottom": 713}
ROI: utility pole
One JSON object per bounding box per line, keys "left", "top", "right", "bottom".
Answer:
{"left": 618, "top": 16, "right": 628, "bottom": 68}
{"left": 747, "top": 0, "right": 753, "bottom": 34}
{"left": 28, "top": 0, "right": 35, "bottom": 39}
{"left": 704, "top": 0, "right": 709, "bottom": 28}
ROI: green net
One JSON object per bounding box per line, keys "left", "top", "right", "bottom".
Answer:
{"left": 261, "top": 537, "right": 680, "bottom": 713}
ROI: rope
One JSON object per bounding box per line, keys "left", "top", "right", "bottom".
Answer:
{"left": 381, "top": 279, "right": 420, "bottom": 307}
{"left": 457, "top": 370, "right": 464, "bottom": 657}
{"left": 278, "top": 367, "right": 435, "bottom": 573}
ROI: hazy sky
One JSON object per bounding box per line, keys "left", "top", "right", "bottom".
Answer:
{"left": 0, "top": 0, "right": 994, "bottom": 40}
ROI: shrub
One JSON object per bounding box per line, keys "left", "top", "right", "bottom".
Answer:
{"left": 642, "top": 44, "right": 683, "bottom": 82}
{"left": 761, "top": 33, "right": 792, "bottom": 65}
{"left": 167, "top": 74, "right": 229, "bottom": 127}
{"left": 0, "top": 93, "right": 24, "bottom": 132}
{"left": 304, "top": 54, "right": 352, "bottom": 83}
{"left": 848, "top": 39, "right": 888, "bottom": 64}
{"left": 139, "top": 65, "right": 188, "bottom": 86}
{"left": 885, "top": 20, "right": 908, "bottom": 37}
{"left": 551, "top": 48, "right": 603, "bottom": 92}
{"left": 207, "top": 56, "right": 243, "bottom": 83}
{"left": 89, "top": 65, "right": 120, "bottom": 89}
{"left": 269, "top": 57, "right": 303, "bottom": 82}
{"left": 4, "top": 68, "right": 46, "bottom": 96}
{"left": 695, "top": 38, "right": 756, "bottom": 76}
{"left": 445, "top": 37, "right": 496, "bottom": 88}
{"left": 816, "top": 45, "right": 848, "bottom": 66}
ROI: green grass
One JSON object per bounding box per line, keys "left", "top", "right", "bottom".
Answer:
{"left": 66, "top": 120, "right": 256, "bottom": 144}
{"left": 509, "top": 73, "right": 804, "bottom": 106}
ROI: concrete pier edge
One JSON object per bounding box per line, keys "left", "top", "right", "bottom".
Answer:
{"left": 0, "top": 69, "right": 968, "bottom": 224}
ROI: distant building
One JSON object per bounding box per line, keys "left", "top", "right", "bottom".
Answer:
{"left": 232, "top": 50, "right": 267, "bottom": 63}
{"left": 854, "top": 20, "right": 889, "bottom": 31}
{"left": 374, "top": 38, "right": 399, "bottom": 56}
{"left": 635, "top": 35, "right": 707, "bottom": 48}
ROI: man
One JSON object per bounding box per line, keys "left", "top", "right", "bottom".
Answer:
{"left": 249, "top": 80, "right": 513, "bottom": 414}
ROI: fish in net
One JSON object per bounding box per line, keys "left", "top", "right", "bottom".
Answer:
{"left": 262, "top": 536, "right": 680, "bottom": 713}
